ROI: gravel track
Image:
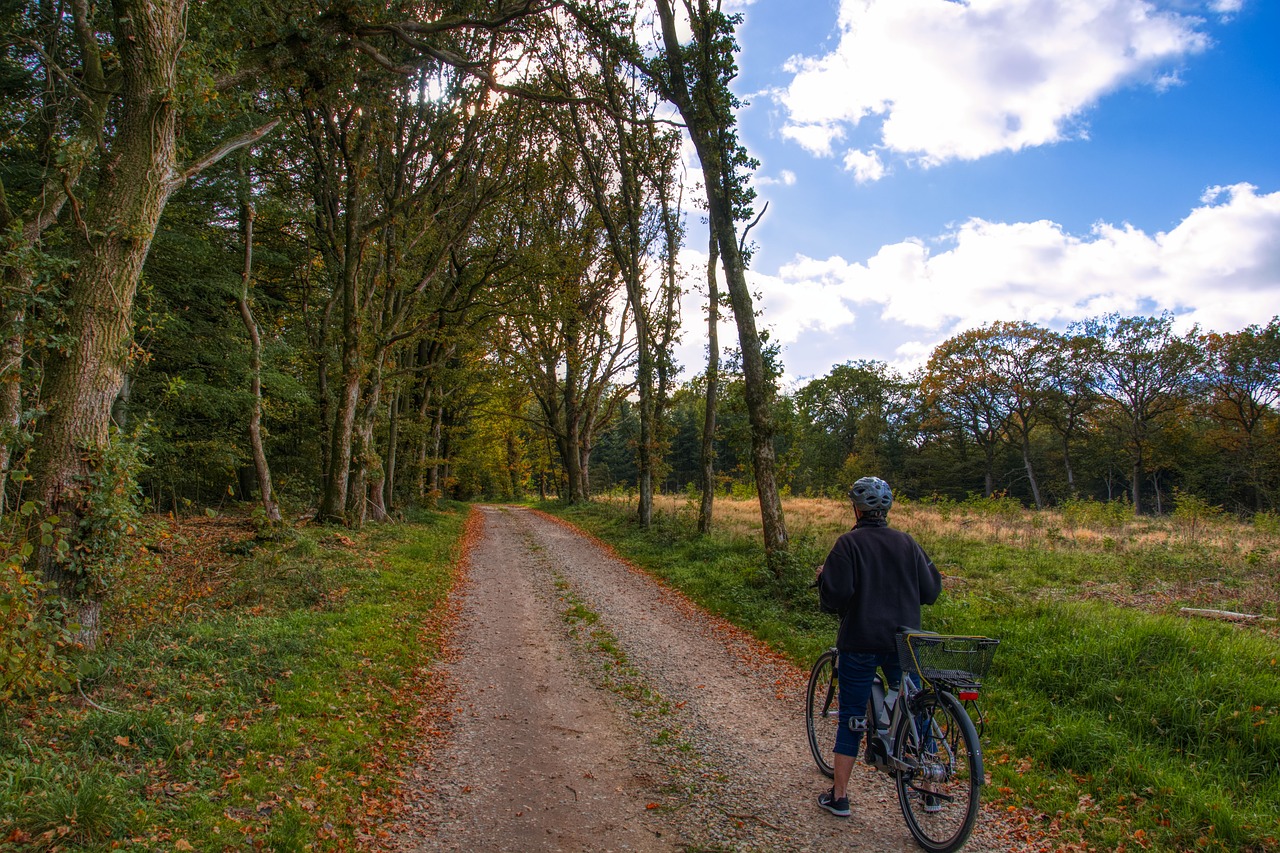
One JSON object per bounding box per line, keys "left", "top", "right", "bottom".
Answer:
{"left": 394, "top": 505, "right": 1044, "bottom": 852}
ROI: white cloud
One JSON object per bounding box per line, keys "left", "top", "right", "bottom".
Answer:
{"left": 778, "top": 0, "right": 1211, "bottom": 165}
{"left": 780, "top": 122, "right": 844, "bottom": 157}
{"left": 672, "top": 248, "right": 861, "bottom": 381}
{"left": 672, "top": 179, "right": 1279, "bottom": 380}
{"left": 755, "top": 169, "right": 798, "bottom": 187}
{"left": 765, "top": 184, "right": 1280, "bottom": 361}
{"left": 842, "top": 149, "right": 886, "bottom": 183}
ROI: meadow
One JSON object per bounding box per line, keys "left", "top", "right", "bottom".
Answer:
{"left": 547, "top": 493, "right": 1280, "bottom": 853}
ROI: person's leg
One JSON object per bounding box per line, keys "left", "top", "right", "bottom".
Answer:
{"left": 831, "top": 651, "right": 877, "bottom": 800}
{"left": 832, "top": 753, "right": 855, "bottom": 799}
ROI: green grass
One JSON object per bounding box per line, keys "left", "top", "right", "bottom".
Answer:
{"left": 544, "top": 499, "right": 1280, "bottom": 853}
{"left": 0, "top": 505, "right": 468, "bottom": 851}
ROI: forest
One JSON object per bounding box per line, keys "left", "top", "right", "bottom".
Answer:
{"left": 2, "top": 0, "right": 1278, "bottom": 668}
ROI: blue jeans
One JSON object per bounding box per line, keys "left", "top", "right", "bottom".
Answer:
{"left": 835, "top": 650, "right": 903, "bottom": 758}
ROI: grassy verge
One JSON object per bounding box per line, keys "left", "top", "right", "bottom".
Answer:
{"left": 0, "top": 505, "right": 469, "bottom": 851}
{"left": 543, "top": 497, "right": 1280, "bottom": 853}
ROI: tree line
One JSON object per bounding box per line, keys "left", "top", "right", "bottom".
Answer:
{"left": 589, "top": 314, "right": 1279, "bottom": 518}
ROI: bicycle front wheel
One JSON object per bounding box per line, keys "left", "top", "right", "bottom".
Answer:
{"left": 892, "top": 690, "right": 983, "bottom": 853}
{"left": 805, "top": 649, "right": 840, "bottom": 778}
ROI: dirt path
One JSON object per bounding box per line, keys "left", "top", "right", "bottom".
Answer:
{"left": 394, "top": 506, "right": 1045, "bottom": 852}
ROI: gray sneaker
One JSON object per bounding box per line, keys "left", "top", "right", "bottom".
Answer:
{"left": 817, "top": 788, "right": 851, "bottom": 817}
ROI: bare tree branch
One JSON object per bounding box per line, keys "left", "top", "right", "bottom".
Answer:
{"left": 176, "top": 119, "right": 282, "bottom": 186}
{"left": 738, "top": 200, "right": 768, "bottom": 256}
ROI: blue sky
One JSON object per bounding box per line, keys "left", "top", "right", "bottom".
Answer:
{"left": 669, "top": 0, "right": 1280, "bottom": 384}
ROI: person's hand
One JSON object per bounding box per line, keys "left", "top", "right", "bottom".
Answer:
{"left": 814, "top": 564, "right": 824, "bottom": 582}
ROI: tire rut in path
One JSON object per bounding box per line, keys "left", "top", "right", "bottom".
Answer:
{"left": 394, "top": 505, "right": 1032, "bottom": 852}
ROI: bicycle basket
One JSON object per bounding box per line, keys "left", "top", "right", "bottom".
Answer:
{"left": 896, "top": 633, "right": 999, "bottom": 689}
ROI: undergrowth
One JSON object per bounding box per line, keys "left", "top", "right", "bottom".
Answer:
{"left": 0, "top": 504, "right": 468, "bottom": 851}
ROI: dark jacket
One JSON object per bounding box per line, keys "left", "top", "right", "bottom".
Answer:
{"left": 818, "top": 515, "right": 942, "bottom": 653}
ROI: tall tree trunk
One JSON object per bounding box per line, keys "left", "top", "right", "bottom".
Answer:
{"left": 579, "top": 443, "right": 593, "bottom": 500}
{"left": 0, "top": 306, "right": 25, "bottom": 519}
{"left": 1020, "top": 434, "right": 1043, "bottom": 509}
{"left": 427, "top": 403, "right": 443, "bottom": 506}
{"left": 347, "top": 370, "right": 387, "bottom": 525}
{"left": 699, "top": 231, "right": 720, "bottom": 535}
{"left": 633, "top": 296, "right": 654, "bottom": 525}
{"left": 317, "top": 118, "right": 371, "bottom": 524}
{"left": 384, "top": 387, "right": 399, "bottom": 513}
{"left": 414, "top": 369, "right": 432, "bottom": 501}
{"left": 28, "top": 0, "right": 189, "bottom": 639}
{"left": 653, "top": 0, "right": 787, "bottom": 565}
{"left": 563, "top": 403, "right": 584, "bottom": 504}
{"left": 237, "top": 162, "right": 280, "bottom": 523}
{"left": 506, "top": 428, "right": 521, "bottom": 498}
{"left": 1062, "top": 433, "right": 1076, "bottom": 494}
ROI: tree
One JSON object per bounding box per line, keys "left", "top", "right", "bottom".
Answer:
{"left": 987, "top": 322, "right": 1055, "bottom": 508}
{"left": 4, "top": 0, "right": 278, "bottom": 638}
{"left": 920, "top": 329, "right": 1009, "bottom": 497}
{"left": 1083, "top": 313, "right": 1203, "bottom": 514}
{"left": 1202, "top": 317, "right": 1280, "bottom": 510}
{"left": 796, "top": 360, "right": 914, "bottom": 493}
{"left": 646, "top": 0, "right": 789, "bottom": 566}
{"left": 493, "top": 155, "right": 635, "bottom": 503}
{"left": 699, "top": 233, "right": 721, "bottom": 533}
{"left": 235, "top": 161, "right": 281, "bottom": 523}
{"left": 550, "top": 24, "right": 684, "bottom": 525}
{"left": 1043, "top": 330, "right": 1101, "bottom": 497}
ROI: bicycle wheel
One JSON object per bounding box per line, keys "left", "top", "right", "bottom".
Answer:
{"left": 805, "top": 650, "right": 840, "bottom": 777}
{"left": 891, "top": 689, "right": 983, "bottom": 853}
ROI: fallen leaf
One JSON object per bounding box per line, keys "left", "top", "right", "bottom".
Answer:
{"left": 175, "top": 841, "right": 194, "bottom": 851}
{"left": 114, "top": 735, "right": 131, "bottom": 748}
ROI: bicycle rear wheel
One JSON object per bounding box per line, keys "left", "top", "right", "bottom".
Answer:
{"left": 892, "top": 689, "right": 983, "bottom": 853}
{"left": 805, "top": 650, "right": 840, "bottom": 778}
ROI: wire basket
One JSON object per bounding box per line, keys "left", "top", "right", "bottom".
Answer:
{"left": 897, "top": 633, "right": 999, "bottom": 689}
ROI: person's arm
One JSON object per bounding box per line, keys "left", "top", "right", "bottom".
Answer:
{"left": 916, "top": 544, "right": 942, "bottom": 606}
{"left": 818, "top": 539, "right": 856, "bottom": 614}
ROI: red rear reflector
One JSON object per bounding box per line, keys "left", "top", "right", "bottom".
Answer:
{"left": 958, "top": 691, "right": 979, "bottom": 701}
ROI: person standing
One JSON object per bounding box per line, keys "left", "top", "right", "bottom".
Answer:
{"left": 814, "top": 476, "right": 942, "bottom": 817}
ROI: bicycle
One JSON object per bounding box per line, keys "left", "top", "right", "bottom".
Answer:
{"left": 806, "top": 630, "right": 999, "bottom": 853}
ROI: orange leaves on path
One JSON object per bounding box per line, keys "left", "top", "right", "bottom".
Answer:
{"left": 357, "top": 506, "right": 483, "bottom": 850}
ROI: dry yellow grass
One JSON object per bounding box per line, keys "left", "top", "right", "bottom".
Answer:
{"left": 599, "top": 491, "right": 1280, "bottom": 563}
{"left": 592, "top": 490, "right": 1280, "bottom": 618}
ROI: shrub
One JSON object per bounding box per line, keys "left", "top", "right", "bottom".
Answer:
{"left": 1061, "top": 497, "right": 1133, "bottom": 530}
{"left": 1252, "top": 511, "right": 1280, "bottom": 536}
{"left": 0, "top": 505, "right": 76, "bottom": 703}
{"left": 1172, "top": 489, "right": 1223, "bottom": 541}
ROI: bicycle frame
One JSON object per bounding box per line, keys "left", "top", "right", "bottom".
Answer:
{"left": 833, "top": 655, "right": 976, "bottom": 807}
{"left": 866, "top": 670, "right": 922, "bottom": 777}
